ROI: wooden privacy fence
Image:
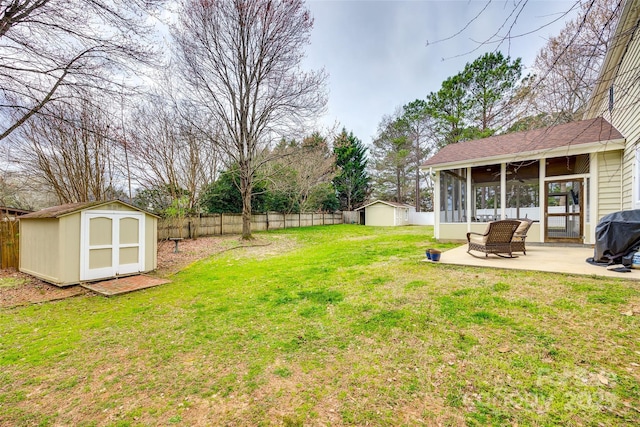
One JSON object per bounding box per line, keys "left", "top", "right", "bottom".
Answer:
{"left": 0, "top": 220, "right": 19, "bottom": 269}
{"left": 158, "top": 212, "right": 344, "bottom": 240}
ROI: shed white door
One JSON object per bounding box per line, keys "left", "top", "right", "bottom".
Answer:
{"left": 80, "top": 211, "right": 145, "bottom": 281}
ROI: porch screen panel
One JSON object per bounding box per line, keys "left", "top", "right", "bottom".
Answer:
{"left": 440, "top": 169, "right": 467, "bottom": 223}
{"left": 505, "top": 161, "right": 540, "bottom": 221}
{"left": 471, "top": 165, "right": 501, "bottom": 222}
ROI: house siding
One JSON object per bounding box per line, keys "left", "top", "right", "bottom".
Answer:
{"left": 587, "top": 4, "right": 640, "bottom": 215}
{"left": 608, "top": 27, "right": 640, "bottom": 211}
{"left": 596, "top": 151, "right": 623, "bottom": 217}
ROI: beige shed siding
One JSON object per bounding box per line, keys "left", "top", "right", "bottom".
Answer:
{"left": 597, "top": 151, "right": 623, "bottom": 217}
{"left": 58, "top": 213, "right": 82, "bottom": 285}
{"left": 365, "top": 204, "right": 395, "bottom": 226}
{"left": 19, "top": 219, "right": 60, "bottom": 283}
{"left": 145, "top": 216, "right": 157, "bottom": 271}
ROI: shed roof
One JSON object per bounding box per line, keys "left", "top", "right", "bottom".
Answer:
{"left": 356, "top": 200, "right": 414, "bottom": 210}
{"left": 20, "top": 200, "right": 158, "bottom": 219}
{"left": 422, "top": 117, "right": 624, "bottom": 169}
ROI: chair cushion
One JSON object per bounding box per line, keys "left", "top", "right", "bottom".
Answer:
{"left": 469, "top": 234, "right": 487, "bottom": 245}
{"left": 515, "top": 220, "right": 530, "bottom": 235}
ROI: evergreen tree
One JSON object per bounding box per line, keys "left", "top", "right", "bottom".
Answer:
{"left": 199, "top": 166, "right": 267, "bottom": 214}
{"left": 464, "top": 52, "right": 522, "bottom": 135}
{"left": 332, "top": 129, "right": 370, "bottom": 211}
{"left": 370, "top": 113, "right": 413, "bottom": 204}
{"left": 426, "top": 52, "right": 523, "bottom": 147}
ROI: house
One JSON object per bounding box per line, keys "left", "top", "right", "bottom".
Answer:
{"left": 422, "top": 0, "right": 639, "bottom": 244}
{"left": 356, "top": 200, "right": 415, "bottom": 226}
{"left": 19, "top": 200, "right": 159, "bottom": 286}
{"left": 584, "top": 0, "right": 640, "bottom": 212}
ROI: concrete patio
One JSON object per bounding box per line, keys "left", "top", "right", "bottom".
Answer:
{"left": 431, "top": 244, "right": 640, "bottom": 280}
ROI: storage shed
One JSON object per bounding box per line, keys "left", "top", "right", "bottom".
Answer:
{"left": 356, "top": 200, "right": 415, "bottom": 226}
{"left": 19, "top": 200, "right": 158, "bottom": 286}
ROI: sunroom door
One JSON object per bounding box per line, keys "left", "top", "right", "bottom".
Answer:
{"left": 545, "top": 179, "right": 583, "bottom": 243}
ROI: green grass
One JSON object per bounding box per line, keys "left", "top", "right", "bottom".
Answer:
{"left": 1, "top": 225, "right": 639, "bottom": 426}
{"left": 0, "top": 277, "right": 25, "bottom": 288}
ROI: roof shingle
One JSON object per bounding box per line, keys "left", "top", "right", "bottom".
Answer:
{"left": 422, "top": 117, "right": 623, "bottom": 168}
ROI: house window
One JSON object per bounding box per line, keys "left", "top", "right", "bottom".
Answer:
{"left": 440, "top": 169, "right": 467, "bottom": 223}
{"left": 609, "top": 85, "right": 614, "bottom": 113}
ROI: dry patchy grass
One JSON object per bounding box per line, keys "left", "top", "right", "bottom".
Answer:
{"left": 1, "top": 225, "right": 639, "bottom": 426}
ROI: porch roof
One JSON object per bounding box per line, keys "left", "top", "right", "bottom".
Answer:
{"left": 422, "top": 117, "right": 624, "bottom": 170}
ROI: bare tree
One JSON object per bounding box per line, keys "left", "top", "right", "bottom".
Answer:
{"left": 126, "top": 94, "right": 221, "bottom": 213}
{"left": 174, "top": 0, "right": 327, "bottom": 239}
{"left": 524, "top": 0, "right": 622, "bottom": 123}
{"left": 264, "top": 133, "right": 336, "bottom": 212}
{"left": 13, "top": 98, "right": 122, "bottom": 204}
{"left": 0, "top": 0, "right": 164, "bottom": 142}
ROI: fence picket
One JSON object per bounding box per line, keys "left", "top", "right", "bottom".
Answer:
{"left": 0, "top": 220, "right": 19, "bottom": 269}
{"left": 157, "top": 212, "right": 345, "bottom": 240}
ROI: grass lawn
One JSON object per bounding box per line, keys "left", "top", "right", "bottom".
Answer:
{"left": 1, "top": 225, "right": 639, "bottom": 426}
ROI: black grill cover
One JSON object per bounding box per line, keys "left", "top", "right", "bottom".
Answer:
{"left": 592, "top": 209, "right": 640, "bottom": 264}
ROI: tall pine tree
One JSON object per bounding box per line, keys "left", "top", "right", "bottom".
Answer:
{"left": 333, "top": 129, "right": 370, "bottom": 211}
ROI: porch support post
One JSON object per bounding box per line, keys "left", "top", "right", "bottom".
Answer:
{"left": 434, "top": 170, "right": 440, "bottom": 239}
{"left": 589, "top": 153, "right": 598, "bottom": 245}
{"left": 500, "top": 163, "right": 507, "bottom": 219}
{"left": 539, "top": 159, "right": 546, "bottom": 242}
{"left": 466, "top": 166, "right": 472, "bottom": 231}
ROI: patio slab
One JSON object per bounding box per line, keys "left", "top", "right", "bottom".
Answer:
{"left": 81, "top": 275, "right": 170, "bottom": 296}
{"left": 430, "top": 244, "right": 640, "bottom": 280}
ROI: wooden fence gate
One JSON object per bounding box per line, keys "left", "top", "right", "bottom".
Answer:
{"left": 0, "top": 220, "right": 19, "bottom": 269}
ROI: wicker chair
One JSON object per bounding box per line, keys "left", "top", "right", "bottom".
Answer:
{"left": 511, "top": 219, "right": 533, "bottom": 255}
{"left": 466, "top": 220, "right": 521, "bottom": 258}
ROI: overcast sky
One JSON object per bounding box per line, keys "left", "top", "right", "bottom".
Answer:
{"left": 302, "top": 0, "right": 582, "bottom": 144}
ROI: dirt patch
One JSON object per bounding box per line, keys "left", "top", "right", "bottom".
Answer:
{"left": 1, "top": 234, "right": 297, "bottom": 309}
{"left": 0, "top": 269, "right": 89, "bottom": 308}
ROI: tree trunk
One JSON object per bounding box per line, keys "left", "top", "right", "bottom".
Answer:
{"left": 240, "top": 165, "right": 253, "bottom": 240}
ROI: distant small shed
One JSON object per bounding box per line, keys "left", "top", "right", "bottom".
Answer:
{"left": 19, "top": 200, "right": 158, "bottom": 287}
{"left": 356, "top": 200, "right": 415, "bottom": 226}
